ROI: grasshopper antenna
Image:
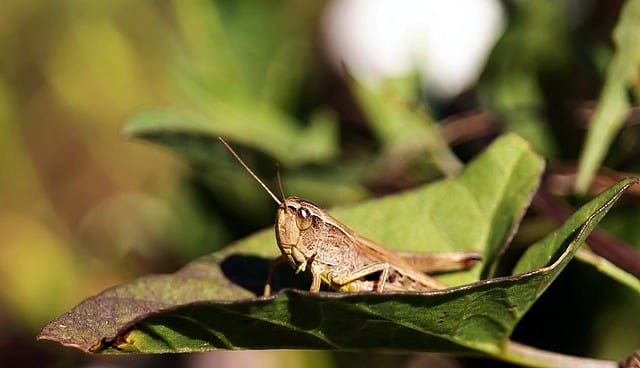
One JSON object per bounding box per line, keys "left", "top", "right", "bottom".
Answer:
{"left": 218, "top": 137, "right": 282, "bottom": 206}
{"left": 275, "top": 163, "right": 286, "bottom": 202}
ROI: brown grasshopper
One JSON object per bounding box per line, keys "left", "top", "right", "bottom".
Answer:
{"left": 219, "top": 138, "right": 481, "bottom": 296}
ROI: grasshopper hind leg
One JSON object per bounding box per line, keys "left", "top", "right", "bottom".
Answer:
{"left": 329, "top": 262, "right": 390, "bottom": 292}
{"left": 396, "top": 251, "right": 482, "bottom": 273}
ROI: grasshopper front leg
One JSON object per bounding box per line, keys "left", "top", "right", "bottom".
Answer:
{"left": 263, "top": 254, "right": 288, "bottom": 297}
{"left": 329, "top": 262, "right": 390, "bottom": 292}
{"left": 309, "top": 267, "right": 322, "bottom": 292}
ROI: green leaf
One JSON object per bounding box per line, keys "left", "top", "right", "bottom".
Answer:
{"left": 39, "top": 136, "right": 635, "bottom": 361}
{"left": 513, "top": 177, "right": 638, "bottom": 275}
{"left": 39, "top": 134, "right": 536, "bottom": 351}
{"left": 123, "top": 106, "right": 338, "bottom": 167}
{"left": 575, "top": 0, "right": 640, "bottom": 194}
{"left": 170, "top": 0, "right": 321, "bottom": 106}
{"left": 171, "top": 0, "right": 244, "bottom": 100}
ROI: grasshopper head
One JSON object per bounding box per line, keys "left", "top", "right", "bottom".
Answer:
{"left": 276, "top": 196, "right": 321, "bottom": 269}
{"left": 216, "top": 138, "right": 321, "bottom": 272}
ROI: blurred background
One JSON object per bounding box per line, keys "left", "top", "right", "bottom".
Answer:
{"left": 1, "top": 0, "right": 639, "bottom": 367}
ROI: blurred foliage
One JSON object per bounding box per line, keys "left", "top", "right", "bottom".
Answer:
{"left": 162, "top": 0, "right": 339, "bottom": 166}
{"left": 479, "top": 0, "right": 571, "bottom": 158}
{"left": 0, "top": 0, "right": 639, "bottom": 367}
{"left": 576, "top": 0, "right": 640, "bottom": 193}
{"left": 349, "top": 75, "right": 464, "bottom": 185}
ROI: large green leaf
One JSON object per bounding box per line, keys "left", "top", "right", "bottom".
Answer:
{"left": 123, "top": 107, "right": 338, "bottom": 167}
{"left": 575, "top": 0, "right": 640, "bottom": 193}
{"left": 123, "top": 107, "right": 361, "bottom": 213}
{"left": 38, "top": 136, "right": 635, "bottom": 364}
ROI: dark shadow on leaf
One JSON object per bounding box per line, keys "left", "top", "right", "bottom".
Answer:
{"left": 139, "top": 314, "right": 230, "bottom": 350}
{"left": 220, "top": 255, "right": 311, "bottom": 296}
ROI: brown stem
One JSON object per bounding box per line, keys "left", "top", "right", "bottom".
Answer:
{"left": 439, "top": 110, "right": 500, "bottom": 145}
{"left": 572, "top": 102, "right": 640, "bottom": 128}
{"left": 547, "top": 164, "right": 640, "bottom": 197}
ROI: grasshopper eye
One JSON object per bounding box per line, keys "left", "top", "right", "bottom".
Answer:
{"left": 296, "top": 207, "right": 312, "bottom": 230}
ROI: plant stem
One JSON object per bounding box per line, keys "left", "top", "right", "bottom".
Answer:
{"left": 502, "top": 340, "right": 619, "bottom": 368}
{"left": 576, "top": 248, "right": 640, "bottom": 293}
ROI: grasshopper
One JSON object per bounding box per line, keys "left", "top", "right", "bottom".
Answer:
{"left": 219, "top": 138, "right": 481, "bottom": 296}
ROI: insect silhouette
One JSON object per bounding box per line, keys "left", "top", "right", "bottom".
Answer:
{"left": 219, "top": 137, "right": 482, "bottom": 296}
